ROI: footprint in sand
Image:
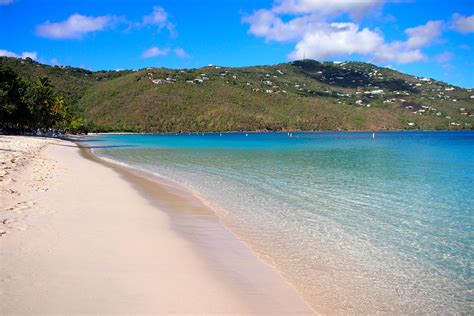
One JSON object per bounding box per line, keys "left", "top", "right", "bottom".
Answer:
{"left": 1, "top": 218, "right": 28, "bottom": 232}
{"left": 4, "top": 201, "right": 35, "bottom": 212}
{"left": 0, "top": 219, "right": 9, "bottom": 236}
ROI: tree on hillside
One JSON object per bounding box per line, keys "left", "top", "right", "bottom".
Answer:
{"left": 23, "top": 77, "right": 56, "bottom": 128}
{"left": 1, "top": 68, "right": 72, "bottom": 132}
{"left": 52, "top": 95, "right": 71, "bottom": 129}
{"left": 0, "top": 68, "right": 30, "bottom": 127}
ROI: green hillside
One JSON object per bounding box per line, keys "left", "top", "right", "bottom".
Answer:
{"left": 1, "top": 57, "right": 473, "bottom": 132}
{"left": 0, "top": 57, "right": 130, "bottom": 108}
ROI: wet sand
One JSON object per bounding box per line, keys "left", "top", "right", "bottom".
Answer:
{"left": 0, "top": 135, "right": 313, "bottom": 315}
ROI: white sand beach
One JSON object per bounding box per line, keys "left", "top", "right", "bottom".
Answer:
{"left": 0, "top": 135, "right": 313, "bottom": 315}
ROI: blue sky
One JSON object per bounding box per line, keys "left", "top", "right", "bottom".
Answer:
{"left": 1, "top": 0, "right": 473, "bottom": 87}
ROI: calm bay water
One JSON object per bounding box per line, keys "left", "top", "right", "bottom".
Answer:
{"left": 90, "top": 131, "right": 473, "bottom": 313}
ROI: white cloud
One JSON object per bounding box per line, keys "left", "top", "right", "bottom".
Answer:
{"left": 244, "top": 1, "right": 443, "bottom": 64}
{"left": 143, "top": 6, "right": 168, "bottom": 25}
{"left": 36, "top": 14, "right": 113, "bottom": 39}
{"left": 289, "top": 22, "right": 383, "bottom": 59}
{"left": 0, "top": 0, "right": 14, "bottom": 5}
{"left": 371, "top": 20, "right": 444, "bottom": 64}
{"left": 452, "top": 14, "right": 474, "bottom": 34}
{"left": 34, "top": 7, "right": 176, "bottom": 42}
{"left": 143, "top": 6, "right": 175, "bottom": 36}
{"left": 21, "top": 51, "right": 38, "bottom": 59}
{"left": 0, "top": 49, "right": 37, "bottom": 60}
{"left": 373, "top": 21, "right": 443, "bottom": 64}
{"left": 141, "top": 47, "right": 170, "bottom": 58}
{"left": 244, "top": 10, "right": 312, "bottom": 42}
{"left": 0, "top": 49, "right": 17, "bottom": 57}
{"left": 141, "top": 47, "right": 188, "bottom": 59}
{"left": 272, "top": 0, "right": 385, "bottom": 19}
{"left": 174, "top": 48, "right": 188, "bottom": 58}
{"left": 373, "top": 42, "right": 425, "bottom": 64}
{"left": 405, "top": 20, "right": 443, "bottom": 48}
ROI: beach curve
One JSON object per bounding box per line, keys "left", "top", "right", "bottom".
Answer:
{"left": 0, "top": 135, "right": 313, "bottom": 315}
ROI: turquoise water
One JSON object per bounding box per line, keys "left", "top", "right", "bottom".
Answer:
{"left": 90, "top": 131, "right": 473, "bottom": 313}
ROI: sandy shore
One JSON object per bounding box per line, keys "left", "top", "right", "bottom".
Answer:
{"left": 0, "top": 135, "right": 313, "bottom": 315}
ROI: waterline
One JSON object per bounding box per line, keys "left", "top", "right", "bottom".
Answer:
{"left": 89, "top": 131, "right": 473, "bottom": 313}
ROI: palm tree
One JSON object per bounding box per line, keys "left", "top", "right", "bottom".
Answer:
{"left": 25, "top": 77, "right": 55, "bottom": 128}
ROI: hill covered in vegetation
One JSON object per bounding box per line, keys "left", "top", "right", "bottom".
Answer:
{"left": 1, "top": 56, "right": 473, "bottom": 132}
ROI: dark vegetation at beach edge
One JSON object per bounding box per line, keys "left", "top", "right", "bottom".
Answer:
{"left": 0, "top": 67, "right": 84, "bottom": 134}
{"left": 1, "top": 56, "right": 473, "bottom": 133}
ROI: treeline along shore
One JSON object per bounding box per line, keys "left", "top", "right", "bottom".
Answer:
{"left": 0, "top": 66, "right": 90, "bottom": 134}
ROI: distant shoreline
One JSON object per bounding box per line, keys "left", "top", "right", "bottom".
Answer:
{"left": 89, "top": 129, "right": 473, "bottom": 136}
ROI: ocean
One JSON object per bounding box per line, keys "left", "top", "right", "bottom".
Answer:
{"left": 88, "top": 131, "right": 473, "bottom": 313}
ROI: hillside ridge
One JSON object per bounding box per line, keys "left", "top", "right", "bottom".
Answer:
{"left": 1, "top": 57, "right": 472, "bottom": 132}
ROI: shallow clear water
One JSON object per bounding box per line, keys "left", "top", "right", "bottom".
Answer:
{"left": 90, "top": 131, "right": 473, "bottom": 313}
